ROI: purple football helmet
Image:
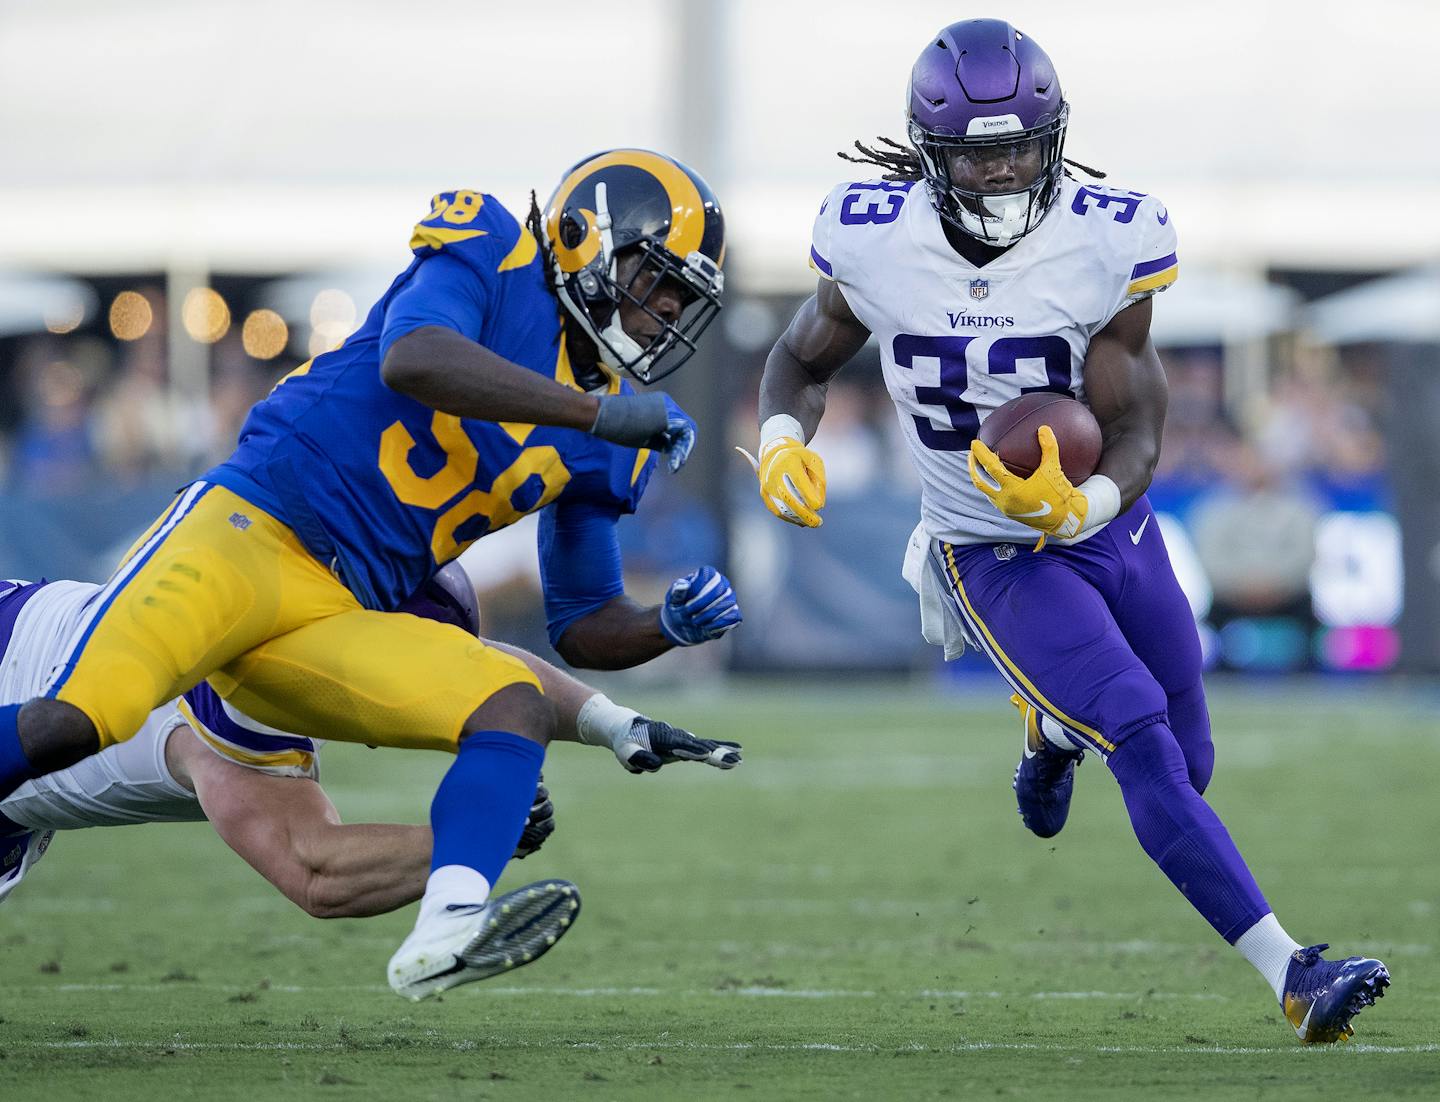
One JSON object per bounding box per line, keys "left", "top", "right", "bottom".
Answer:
{"left": 397, "top": 561, "right": 481, "bottom": 637}
{"left": 907, "top": 20, "right": 1068, "bottom": 245}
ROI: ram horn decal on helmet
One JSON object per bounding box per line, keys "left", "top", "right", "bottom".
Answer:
{"left": 542, "top": 149, "right": 725, "bottom": 385}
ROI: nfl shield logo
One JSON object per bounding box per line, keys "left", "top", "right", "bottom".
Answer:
{"left": 994, "top": 543, "right": 1017, "bottom": 561}
{"left": 969, "top": 278, "right": 989, "bottom": 300}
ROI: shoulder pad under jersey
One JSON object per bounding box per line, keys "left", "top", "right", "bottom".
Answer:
{"left": 409, "top": 190, "right": 540, "bottom": 277}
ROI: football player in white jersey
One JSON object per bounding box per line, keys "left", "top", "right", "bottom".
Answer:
{"left": 0, "top": 566, "right": 740, "bottom": 980}
{"left": 751, "top": 18, "right": 1388, "bottom": 1044}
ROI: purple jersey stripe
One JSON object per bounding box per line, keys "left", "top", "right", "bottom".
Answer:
{"left": 0, "top": 582, "right": 46, "bottom": 668}
{"left": 182, "top": 682, "right": 316, "bottom": 755}
{"left": 1131, "top": 252, "right": 1177, "bottom": 280}
{"left": 809, "top": 246, "right": 833, "bottom": 277}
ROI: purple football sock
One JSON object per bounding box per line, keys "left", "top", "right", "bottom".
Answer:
{"left": 1106, "top": 723, "right": 1270, "bottom": 944}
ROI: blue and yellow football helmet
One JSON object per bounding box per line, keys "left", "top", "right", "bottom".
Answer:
{"left": 544, "top": 149, "right": 725, "bottom": 384}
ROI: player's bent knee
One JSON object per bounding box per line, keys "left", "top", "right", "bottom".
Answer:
{"left": 18, "top": 699, "right": 100, "bottom": 776}
{"left": 462, "top": 683, "right": 555, "bottom": 748}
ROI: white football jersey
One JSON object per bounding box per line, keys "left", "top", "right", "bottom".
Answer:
{"left": 0, "top": 579, "right": 320, "bottom": 783}
{"left": 0, "top": 580, "right": 97, "bottom": 705}
{"left": 809, "top": 174, "right": 1177, "bottom": 545}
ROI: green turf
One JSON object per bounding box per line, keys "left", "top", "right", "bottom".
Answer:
{"left": 2, "top": 681, "right": 1437, "bottom": 1100}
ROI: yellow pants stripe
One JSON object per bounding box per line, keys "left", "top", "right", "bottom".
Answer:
{"left": 942, "top": 543, "right": 1117, "bottom": 753}
{"left": 46, "top": 482, "right": 214, "bottom": 697}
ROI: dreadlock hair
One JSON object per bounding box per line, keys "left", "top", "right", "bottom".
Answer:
{"left": 524, "top": 189, "right": 554, "bottom": 278}
{"left": 838, "top": 137, "right": 922, "bottom": 181}
{"left": 838, "top": 136, "right": 1107, "bottom": 182}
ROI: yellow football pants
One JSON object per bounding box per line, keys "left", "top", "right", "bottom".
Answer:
{"left": 47, "top": 482, "right": 539, "bottom": 751}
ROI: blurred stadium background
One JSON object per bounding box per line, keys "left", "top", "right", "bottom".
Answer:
{"left": 4, "top": 3, "right": 1440, "bottom": 1095}
{"left": 1, "top": 0, "right": 1438, "bottom": 677}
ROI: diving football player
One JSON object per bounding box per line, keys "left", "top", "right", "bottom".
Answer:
{"left": 0, "top": 566, "right": 740, "bottom": 919}
{"left": 0, "top": 149, "right": 740, "bottom": 999}
{"left": 750, "top": 21, "right": 1388, "bottom": 1043}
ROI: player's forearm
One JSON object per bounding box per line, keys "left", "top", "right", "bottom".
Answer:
{"left": 759, "top": 341, "right": 829, "bottom": 440}
{"left": 487, "top": 640, "right": 597, "bottom": 744}
{"left": 1094, "top": 416, "right": 1164, "bottom": 510}
{"left": 1084, "top": 301, "right": 1168, "bottom": 510}
{"left": 382, "top": 326, "right": 599, "bottom": 429}
{"left": 289, "top": 822, "right": 432, "bottom": 919}
{"left": 554, "top": 596, "right": 673, "bottom": 670}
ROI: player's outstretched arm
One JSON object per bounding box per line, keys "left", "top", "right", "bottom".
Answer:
{"left": 489, "top": 639, "right": 741, "bottom": 773}
{"left": 751, "top": 280, "right": 871, "bottom": 526}
{"left": 1080, "top": 297, "right": 1168, "bottom": 511}
{"left": 382, "top": 326, "right": 694, "bottom": 457}
{"left": 180, "top": 734, "right": 432, "bottom": 919}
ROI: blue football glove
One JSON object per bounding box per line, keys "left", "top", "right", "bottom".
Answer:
{"left": 656, "top": 394, "right": 695, "bottom": 473}
{"left": 590, "top": 393, "right": 696, "bottom": 472}
{"left": 659, "top": 566, "right": 742, "bottom": 646}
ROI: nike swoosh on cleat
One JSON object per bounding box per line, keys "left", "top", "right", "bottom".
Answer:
{"left": 1129, "top": 516, "right": 1151, "bottom": 544}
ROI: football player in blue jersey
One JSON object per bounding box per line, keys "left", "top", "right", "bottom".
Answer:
{"left": 0, "top": 149, "right": 740, "bottom": 998}
{"left": 1, "top": 565, "right": 740, "bottom": 918}
{"left": 751, "top": 21, "right": 1388, "bottom": 1043}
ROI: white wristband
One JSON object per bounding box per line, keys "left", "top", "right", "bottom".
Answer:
{"left": 575, "top": 693, "right": 640, "bottom": 751}
{"left": 760, "top": 414, "right": 805, "bottom": 449}
{"left": 1077, "top": 474, "right": 1122, "bottom": 534}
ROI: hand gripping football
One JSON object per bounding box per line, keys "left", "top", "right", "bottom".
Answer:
{"left": 976, "top": 393, "right": 1101, "bottom": 482}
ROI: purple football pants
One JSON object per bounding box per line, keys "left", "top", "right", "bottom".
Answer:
{"left": 937, "top": 497, "right": 1270, "bottom": 943}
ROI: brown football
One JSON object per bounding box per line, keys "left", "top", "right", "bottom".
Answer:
{"left": 976, "top": 393, "right": 1102, "bottom": 481}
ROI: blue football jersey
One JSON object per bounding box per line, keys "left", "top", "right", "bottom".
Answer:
{"left": 205, "top": 190, "right": 657, "bottom": 611}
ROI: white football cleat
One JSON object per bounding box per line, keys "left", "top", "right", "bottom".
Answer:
{"left": 387, "top": 878, "right": 581, "bottom": 1001}
{"left": 0, "top": 828, "right": 55, "bottom": 905}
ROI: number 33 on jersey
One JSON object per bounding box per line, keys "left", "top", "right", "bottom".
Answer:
{"left": 808, "top": 175, "right": 1176, "bottom": 546}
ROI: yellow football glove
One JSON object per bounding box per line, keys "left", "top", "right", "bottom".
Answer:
{"left": 748, "top": 435, "right": 827, "bottom": 528}
{"left": 968, "top": 425, "right": 1087, "bottom": 551}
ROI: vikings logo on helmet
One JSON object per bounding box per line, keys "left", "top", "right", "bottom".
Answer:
{"left": 544, "top": 149, "right": 725, "bottom": 384}
{"left": 906, "top": 19, "right": 1069, "bottom": 246}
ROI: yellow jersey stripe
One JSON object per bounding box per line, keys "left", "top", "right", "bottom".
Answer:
{"left": 1127, "top": 266, "right": 1178, "bottom": 296}
{"left": 409, "top": 226, "right": 488, "bottom": 251}
{"left": 942, "top": 544, "right": 1116, "bottom": 752}
{"left": 497, "top": 229, "right": 538, "bottom": 272}
{"left": 630, "top": 448, "right": 652, "bottom": 486}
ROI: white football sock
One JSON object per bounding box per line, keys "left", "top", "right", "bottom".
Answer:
{"left": 1234, "top": 912, "right": 1303, "bottom": 1000}
{"left": 1039, "top": 714, "right": 1083, "bottom": 754}
{"left": 576, "top": 693, "right": 640, "bottom": 752}
{"left": 417, "top": 865, "right": 491, "bottom": 924}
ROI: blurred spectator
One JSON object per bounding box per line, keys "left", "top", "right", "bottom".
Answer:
{"left": 91, "top": 288, "right": 173, "bottom": 485}
{"left": 7, "top": 337, "right": 99, "bottom": 496}
{"left": 1189, "top": 443, "right": 1322, "bottom": 615}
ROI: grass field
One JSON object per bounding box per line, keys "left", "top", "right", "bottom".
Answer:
{"left": 1, "top": 679, "right": 1437, "bottom": 1100}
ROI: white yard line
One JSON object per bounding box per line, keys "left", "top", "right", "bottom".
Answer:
{"left": 14, "top": 982, "right": 1439, "bottom": 1003}
{"left": 16, "top": 1038, "right": 1440, "bottom": 1056}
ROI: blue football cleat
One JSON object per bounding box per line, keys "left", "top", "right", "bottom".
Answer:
{"left": 1281, "top": 943, "right": 1390, "bottom": 1043}
{"left": 1010, "top": 694, "right": 1083, "bottom": 838}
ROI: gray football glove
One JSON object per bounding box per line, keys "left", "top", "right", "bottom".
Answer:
{"left": 615, "top": 718, "right": 742, "bottom": 775}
